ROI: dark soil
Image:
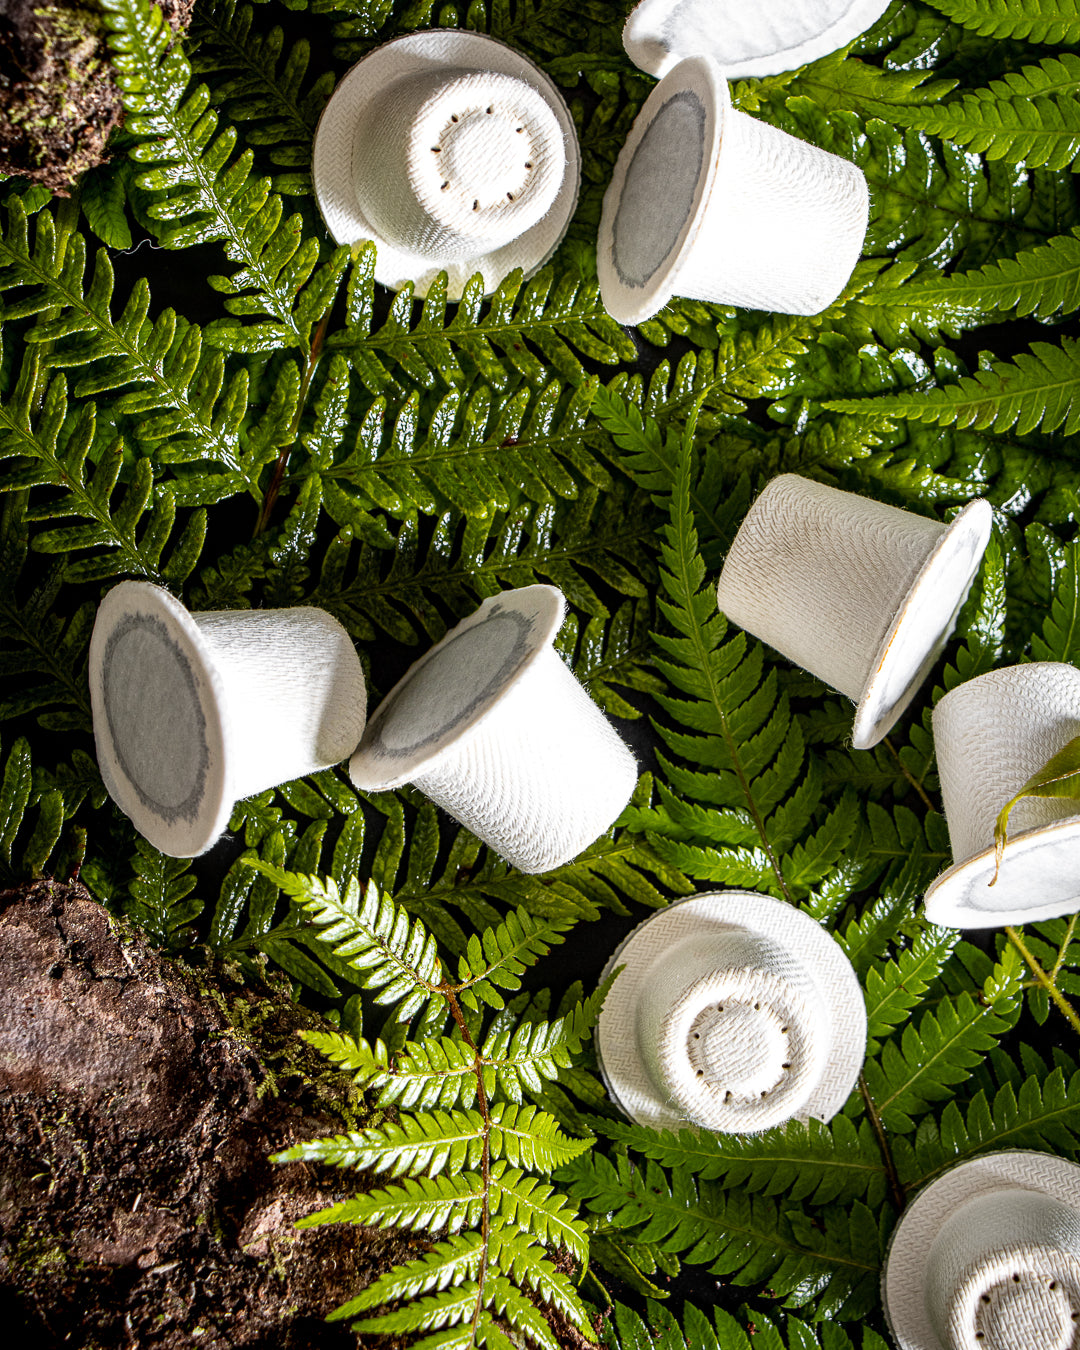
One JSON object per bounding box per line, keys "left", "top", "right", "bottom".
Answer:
{"left": 0, "top": 879, "right": 415, "bottom": 1349}
{"left": 0, "top": 0, "right": 194, "bottom": 191}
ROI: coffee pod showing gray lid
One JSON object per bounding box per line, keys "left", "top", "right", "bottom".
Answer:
{"left": 89, "top": 582, "right": 368, "bottom": 858}
{"left": 715, "top": 475, "right": 993, "bottom": 751}
{"left": 348, "top": 586, "right": 638, "bottom": 875}
{"left": 926, "top": 663, "right": 1080, "bottom": 929}
{"left": 623, "top": 0, "right": 894, "bottom": 80}
{"left": 597, "top": 55, "right": 869, "bottom": 324}
{"left": 595, "top": 891, "right": 865, "bottom": 1134}
{"left": 312, "top": 29, "right": 580, "bottom": 299}
{"left": 884, "top": 1151, "right": 1080, "bottom": 1350}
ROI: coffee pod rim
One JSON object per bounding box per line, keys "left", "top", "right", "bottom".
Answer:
{"left": 89, "top": 581, "right": 231, "bottom": 858}
{"left": 882, "top": 1149, "right": 1080, "bottom": 1350}
{"left": 851, "top": 497, "right": 994, "bottom": 751}
{"left": 622, "top": 0, "right": 895, "bottom": 80}
{"left": 597, "top": 54, "right": 727, "bottom": 326}
{"left": 595, "top": 889, "right": 866, "bottom": 1134}
{"left": 349, "top": 584, "right": 565, "bottom": 792}
{"left": 311, "top": 28, "right": 581, "bottom": 299}
{"left": 924, "top": 815, "right": 1080, "bottom": 930}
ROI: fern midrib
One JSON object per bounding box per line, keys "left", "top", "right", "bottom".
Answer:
{"left": 873, "top": 996, "right": 1007, "bottom": 1116}
{"left": 667, "top": 485, "right": 793, "bottom": 903}
{"left": 0, "top": 401, "right": 156, "bottom": 576}
{"left": 192, "top": 7, "right": 316, "bottom": 145}
{"left": 0, "top": 233, "right": 252, "bottom": 484}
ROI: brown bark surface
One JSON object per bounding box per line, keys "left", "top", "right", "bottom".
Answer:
{"left": 0, "top": 0, "right": 194, "bottom": 191}
{"left": 0, "top": 880, "right": 407, "bottom": 1349}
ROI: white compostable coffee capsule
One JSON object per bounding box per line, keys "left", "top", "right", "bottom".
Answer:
{"left": 715, "top": 474, "right": 993, "bottom": 750}
{"left": 89, "top": 582, "right": 368, "bottom": 858}
{"left": 883, "top": 1151, "right": 1080, "bottom": 1350}
{"left": 623, "top": 0, "right": 894, "bottom": 80}
{"left": 926, "top": 663, "right": 1080, "bottom": 929}
{"left": 597, "top": 55, "right": 869, "bottom": 323}
{"left": 313, "top": 29, "right": 580, "bottom": 299}
{"left": 348, "top": 586, "right": 638, "bottom": 875}
{"left": 595, "top": 891, "right": 866, "bottom": 1134}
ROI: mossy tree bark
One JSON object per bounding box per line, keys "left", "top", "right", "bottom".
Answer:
{"left": 0, "top": 881, "right": 410, "bottom": 1348}
{"left": 0, "top": 0, "right": 193, "bottom": 190}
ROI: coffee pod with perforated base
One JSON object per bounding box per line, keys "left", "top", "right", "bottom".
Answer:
{"left": 348, "top": 586, "right": 637, "bottom": 875}
{"left": 715, "top": 475, "right": 993, "bottom": 751}
{"left": 884, "top": 1150, "right": 1080, "bottom": 1350}
{"left": 313, "top": 29, "right": 580, "bottom": 299}
{"left": 595, "top": 891, "right": 865, "bottom": 1134}
{"left": 597, "top": 56, "right": 869, "bottom": 324}
{"left": 925, "top": 663, "right": 1080, "bottom": 929}
{"left": 623, "top": 0, "right": 894, "bottom": 80}
{"left": 89, "top": 582, "right": 368, "bottom": 858}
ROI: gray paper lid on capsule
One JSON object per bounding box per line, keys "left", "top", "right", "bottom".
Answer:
{"left": 350, "top": 584, "right": 564, "bottom": 790}
{"left": 89, "top": 582, "right": 230, "bottom": 858}
{"left": 623, "top": 0, "right": 894, "bottom": 80}
{"left": 597, "top": 55, "right": 725, "bottom": 326}
{"left": 312, "top": 29, "right": 581, "bottom": 299}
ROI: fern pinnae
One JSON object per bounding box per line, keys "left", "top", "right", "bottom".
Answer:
{"left": 924, "top": 0, "right": 1080, "bottom": 43}
{"left": 266, "top": 867, "right": 597, "bottom": 1346}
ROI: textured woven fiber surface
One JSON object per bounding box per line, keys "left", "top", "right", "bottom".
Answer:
{"left": 312, "top": 30, "right": 580, "bottom": 298}
{"left": 350, "top": 585, "right": 636, "bottom": 874}
{"left": 924, "top": 663, "right": 1080, "bottom": 927}
{"left": 90, "top": 583, "right": 368, "bottom": 858}
{"left": 595, "top": 891, "right": 866, "bottom": 1134}
{"left": 598, "top": 56, "right": 868, "bottom": 321}
{"left": 623, "top": 0, "right": 894, "bottom": 78}
{"left": 884, "top": 1151, "right": 1080, "bottom": 1350}
{"left": 716, "top": 477, "right": 990, "bottom": 748}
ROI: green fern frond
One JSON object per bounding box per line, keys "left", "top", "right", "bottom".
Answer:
{"left": 1031, "top": 538, "right": 1080, "bottom": 661}
{"left": 278, "top": 1104, "right": 588, "bottom": 1178}
{"left": 309, "top": 368, "right": 610, "bottom": 520}
{"left": 864, "top": 927, "right": 961, "bottom": 1048}
{"left": 489, "top": 1166, "right": 591, "bottom": 1261}
{"left": 924, "top": 0, "right": 1080, "bottom": 44}
{"left": 903, "top": 1066, "right": 1080, "bottom": 1190}
{"left": 0, "top": 732, "right": 69, "bottom": 880}
{"left": 101, "top": 0, "right": 347, "bottom": 350}
{"left": 245, "top": 862, "right": 442, "bottom": 1019}
{"left": 863, "top": 946, "right": 1024, "bottom": 1131}
{"left": 190, "top": 0, "right": 334, "bottom": 194}
{"left": 328, "top": 1233, "right": 486, "bottom": 1318}
{"left": 293, "top": 1171, "right": 486, "bottom": 1234}
{"left": 850, "top": 227, "right": 1080, "bottom": 347}
{"left": 329, "top": 249, "right": 635, "bottom": 396}
{"left": 0, "top": 199, "right": 257, "bottom": 495}
{"left": 596, "top": 1112, "right": 889, "bottom": 1207}
{"left": 564, "top": 1152, "right": 883, "bottom": 1318}
{"left": 455, "top": 909, "right": 575, "bottom": 1009}
{"left": 898, "top": 54, "right": 1080, "bottom": 170}
{"left": 826, "top": 337, "right": 1080, "bottom": 436}
{"left": 126, "top": 837, "right": 201, "bottom": 948}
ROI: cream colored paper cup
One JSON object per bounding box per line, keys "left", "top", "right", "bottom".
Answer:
{"left": 623, "top": 0, "right": 894, "bottom": 79}
{"left": 597, "top": 56, "right": 869, "bottom": 323}
{"left": 348, "top": 586, "right": 637, "bottom": 875}
{"left": 715, "top": 475, "right": 993, "bottom": 750}
{"left": 595, "top": 891, "right": 866, "bottom": 1134}
{"left": 89, "top": 582, "right": 367, "bottom": 858}
{"left": 926, "top": 663, "right": 1080, "bottom": 929}
{"left": 884, "top": 1151, "right": 1080, "bottom": 1350}
{"left": 313, "top": 30, "right": 581, "bottom": 299}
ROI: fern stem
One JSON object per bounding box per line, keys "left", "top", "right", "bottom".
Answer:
{"left": 858, "top": 1072, "right": 905, "bottom": 1212}
{"left": 1052, "top": 913, "right": 1079, "bottom": 982}
{"left": 445, "top": 988, "right": 491, "bottom": 1345}
{"left": 883, "top": 736, "right": 935, "bottom": 813}
{"left": 1006, "top": 925, "right": 1080, "bottom": 1038}
{"left": 254, "top": 305, "right": 334, "bottom": 536}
